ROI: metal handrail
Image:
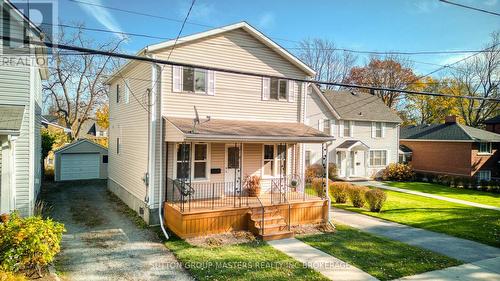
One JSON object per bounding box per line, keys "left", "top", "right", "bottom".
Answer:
{"left": 255, "top": 194, "right": 265, "bottom": 236}
{"left": 271, "top": 178, "right": 292, "bottom": 232}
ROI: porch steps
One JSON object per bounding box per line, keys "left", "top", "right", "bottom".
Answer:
{"left": 249, "top": 207, "right": 293, "bottom": 241}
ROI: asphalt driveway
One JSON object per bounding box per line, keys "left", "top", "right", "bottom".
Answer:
{"left": 42, "top": 180, "right": 192, "bottom": 281}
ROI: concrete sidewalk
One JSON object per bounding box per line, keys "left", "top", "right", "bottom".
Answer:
{"left": 396, "top": 257, "right": 500, "bottom": 281}
{"left": 353, "top": 181, "right": 500, "bottom": 211}
{"left": 268, "top": 238, "right": 378, "bottom": 281}
{"left": 332, "top": 208, "right": 500, "bottom": 263}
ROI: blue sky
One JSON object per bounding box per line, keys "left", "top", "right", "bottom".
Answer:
{"left": 53, "top": 0, "right": 500, "bottom": 75}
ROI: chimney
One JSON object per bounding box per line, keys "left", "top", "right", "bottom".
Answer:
{"left": 445, "top": 115, "right": 457, "bottom": 124}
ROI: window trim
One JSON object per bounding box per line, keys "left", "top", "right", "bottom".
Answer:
{"left": 478, "top": 142, "right": 492, "bottom": 155}
{"left": 323, "top": 119, "right": 331, "bottom": 135}
{"left": 116, "top": 138, "right": 120, "bottom": 154}
{"left": 375, "top": 122, "right": 383, "bottom": 138}
{"left": 193, "top": 143, "right": 209, "bottom": 180}
{"left": 269, "top": 78, "right": 289, "bottom": 101}
{"left": 343, "top": 120, "right": 351, "bottom": 137}
{"left": 369, "top": 149, "right": 388, "bottom": 167}
{"left": 173, "top": 142, "right": 211, "bottom": 182}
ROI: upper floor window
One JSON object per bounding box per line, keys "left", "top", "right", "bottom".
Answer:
{"left": 323, "top": 119, "right": 331, "bottom": 135}
{"left": 173, "top": 66, "right": 215, "bottom": 95}
{"left": 369, "top": 150, "right": 387, "bottom": 166}
{"left": 478, "top": 142, "right": 492, "bottom": 154}
{"left": 183, "top": 67, "right": 207, "bottom": 93}
{"left": 270, "top": 78, "right": 288, "bottom": 100}
{"left": 124, "top": 79, "right": 130, "bottom": 104}
{"left": 375, "top": 122, "right": 383, "bottom": 138}
{"left": 343, "top": 121, "right": 352, "bottom": 137}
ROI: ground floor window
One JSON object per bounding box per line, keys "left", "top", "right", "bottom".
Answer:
{"left": 305, "top": 150, "right": 311, "bottom": 167}
{"left": 277, "top": 144, "right": 287, "bottom": 175}
{"left": 369, "top": 150, "right": 387, "bottom": 166}
{"left": 176, "top": 143, "right": 209, "bottom": 180}
{"left": 477, "top": 170, "right": 491, "bottom": 181}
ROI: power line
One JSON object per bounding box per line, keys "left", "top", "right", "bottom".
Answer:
{"left": 167, "top": 0, "right": 196, "bottom": 61}
{"left": 439, "top": 0, "right": 500, "bottom": 16}
{"left": 3, "top": 35, "right": 498, "bottom": 102}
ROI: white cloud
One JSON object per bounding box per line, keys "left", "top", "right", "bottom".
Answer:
{"left": 256, "top": 12, "right": 275, "bottom": 29}
{"left": 439, "top": 53, "right": 470, "bottom": 66}
{"left": 77, "top": 0, "right": 127, "bottom": 39}
{"left": 412, "top": 0, "right": 440, "bottom": 13}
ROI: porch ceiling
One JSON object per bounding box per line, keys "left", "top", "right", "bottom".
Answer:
{"left": 164, "top": 117, "right": 334, "bottom": 143}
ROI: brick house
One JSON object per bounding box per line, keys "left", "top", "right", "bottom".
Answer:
{"left": 400, "top": 116, "right": 500, "bottom": 181}
{"left": 484, "top": 115, "right": 500, "bottom": 134}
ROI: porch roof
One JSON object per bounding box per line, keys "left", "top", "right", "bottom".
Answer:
{"left": 0, "top": 105, "right": 24, "bottom": 136}
{"left": 165, "top": 117, "right": 335, "bottom": 143}
{"left": 335, "top": 140, "right": 369, "bottom": 151}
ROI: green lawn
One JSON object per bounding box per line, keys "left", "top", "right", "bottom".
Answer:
{"left": 164, "top": 236, "right": 328, "bottom": 281}
{"left": 298, "top": 225, "right": 461, "bottom": 281}
{"left": 334, "top": 189, "right": 500, "bottom": 247}
{"left": 385, "top": 181, "right": 500, "bottom": 207}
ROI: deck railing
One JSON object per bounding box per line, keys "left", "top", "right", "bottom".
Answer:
{"left": 166, "top": 176, "right": 323, "bottom": 213}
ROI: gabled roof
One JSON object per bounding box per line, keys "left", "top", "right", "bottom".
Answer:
{"left": 320, "top": 89, "right": 402, "bottom": 123}
{"left": 0, "top": 105, "right": 24, "bottom": 135}
{"left": 165, "top": 117, "right": 334, "bottom": 143}
{"left": 54, "top": 139, "right": 107, "bottom": 154}
{"left": 336, "top": 140, "right": 369, "bottom": 151}
{"left": 106, "top": 22, "right": 315, "bottom": 84}
{"left": 401, "top": 123, "right": 500, "bottom": 142}
{"left": 484, "top": 115, "right": 500, "bottom": 124}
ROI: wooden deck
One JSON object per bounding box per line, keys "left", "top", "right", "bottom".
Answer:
{"left": 164, "top": 193, "right": 328, "bottom": 239}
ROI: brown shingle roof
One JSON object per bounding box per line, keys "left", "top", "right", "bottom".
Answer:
{"left": 322, "top": 90, "right": 402, "bottom": 123}
{"left": 166, "top": 117, "right": 334, "bottom": 143}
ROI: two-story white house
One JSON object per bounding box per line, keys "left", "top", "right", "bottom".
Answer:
{"left": 305, "top": 85, "right": 402, "bottom": 180}
{"left": 106, "top": 22, "right": 332, "bottom": 240}
{"left": 0, "top": 0, "right": 48, "bottom": 216}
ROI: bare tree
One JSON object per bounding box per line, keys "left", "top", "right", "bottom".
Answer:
{"left": 298, "top": 38, "right": 356, "bottom": 88}
{"left": 451, "top": 31, "right": 499, "bottom": 127}
{"left": 344, "top": 55, "right": 417, "bottom": 108}
{"left": 43, "top": 24, "right": 124, "bottom": 139}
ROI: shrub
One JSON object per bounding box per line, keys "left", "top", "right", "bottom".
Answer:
{"left": 0, "top": 271, "right": 27, "bottom": 281}
{"left": 0, "top": 213, "right": 65, "bottom": 275}
{"left": 305, "top": 163, "right": 337, "bottom": 182}
{"left": 43, "top": 167, "right": 54, "bottom": 181}
{"left": 310, "top": 178, "right": 333, "bottom": 197}
{"left": 381, "top": 163, "right": 414, "bottom": 181}
{"left": 330, "top": 182, "right": 351, "bottom": 203}
{"left": 348, "top": 186, "right": 369, "bottom": 207}
{"left": 365, "top": 189, "right": 387, "bottom": 212}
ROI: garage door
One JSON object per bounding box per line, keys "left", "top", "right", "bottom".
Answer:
{"left": 60, "top": 153, "right": 100, "bottom": 180}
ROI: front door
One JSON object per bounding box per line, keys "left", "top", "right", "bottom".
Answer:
{"left": 225, "top": 145, "right": 241, "bottom": 194}
{"left": 353, "top": 150, "right": 365, "bottom": 177}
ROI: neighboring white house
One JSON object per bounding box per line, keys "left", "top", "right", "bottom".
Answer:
{"left": 0, "top": 0, "right": 48, "bottom": 215}
{"left": 105, "top": 22, "right": 333, "bottom": 226}
{"left": 305, "top": 85, "right": 402, "bottom": 180}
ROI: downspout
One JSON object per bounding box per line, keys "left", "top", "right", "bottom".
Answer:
{"left": 148, "top": 54, "right": 169, "bottom": 240}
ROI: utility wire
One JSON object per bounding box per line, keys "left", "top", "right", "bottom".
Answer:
{"left": 3, "top": 35, "right": 497, "bottom": 102}
{"left": 439, "top": 0, "right": 500, "bottom": 16}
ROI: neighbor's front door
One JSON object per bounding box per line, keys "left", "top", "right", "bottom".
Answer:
{"left": 225, "top": 145, "right": 241, "bottom": 194}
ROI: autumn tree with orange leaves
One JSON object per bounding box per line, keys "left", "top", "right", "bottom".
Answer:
{"left": 344, "top": 56, "right": 417, "bottom": 108}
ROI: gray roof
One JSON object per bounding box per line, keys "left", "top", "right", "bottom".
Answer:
{"left": 322, "top": 90, "right": 402, "bottom": 123}
{"left": 484, "top": 115, "right": 500, "bottom": 124}
{"left": 0, "top": 105, "right": 25, "bottom": 135}
{"left": 166, "top": 117, "right": 334, "bottom": 143}
{"left": 401, "top": 123, "right": 500, "bottom": 142}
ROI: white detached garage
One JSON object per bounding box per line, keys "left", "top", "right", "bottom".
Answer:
{"left": 54, "top": 139, "right": 108, "bottom": 181}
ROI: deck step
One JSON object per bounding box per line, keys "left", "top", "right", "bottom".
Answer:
{"left": 259, "top": 231, "right": 294, "bottom": 241}
{"left": 253, "top": 223, "right": 288, "bottom": 233}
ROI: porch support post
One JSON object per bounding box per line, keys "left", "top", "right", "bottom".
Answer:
{"left": 322, "top": 142, "right": 331, "bottom": 223}
{"left": 238, "top": 142, "right": 242, "bottom": 207}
